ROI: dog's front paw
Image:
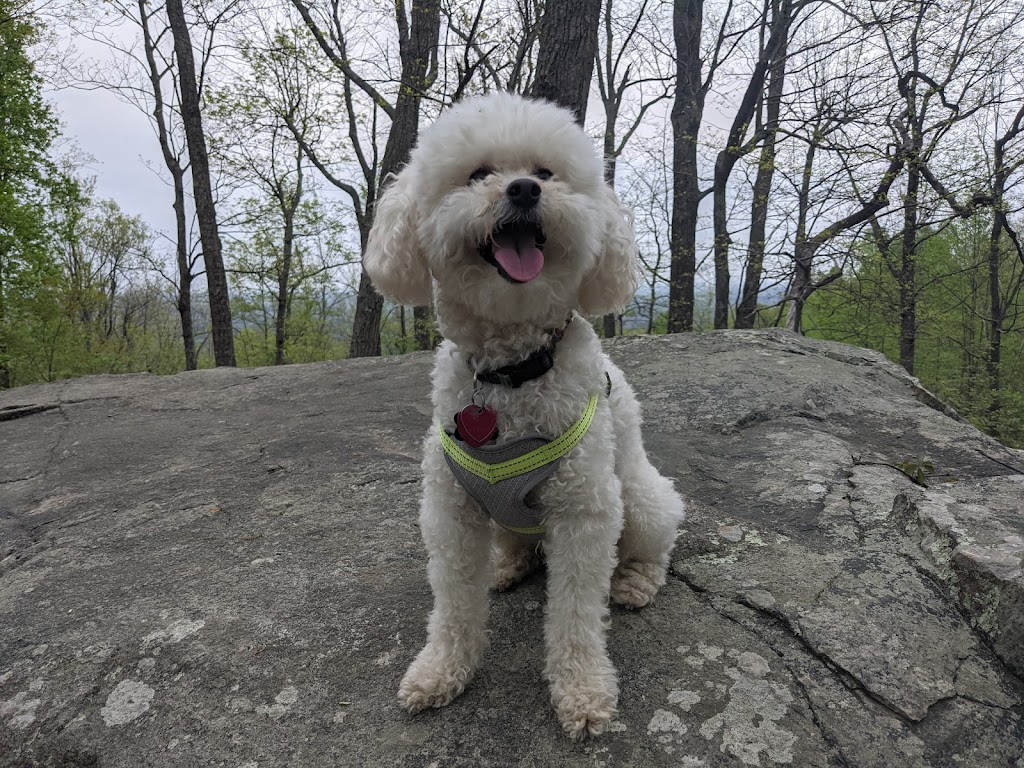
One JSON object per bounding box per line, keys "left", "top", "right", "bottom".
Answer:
{"left": 610, "top": 559, "right": 667, "bottom": 609}
{"left": 551, "top": 681, "right": 618, "bottom": 740}
{"left": 548, "top": 660, "right": 619, "bottom": 741}
{"left": 398, "top": 646, "right": 476, "bottom": 714}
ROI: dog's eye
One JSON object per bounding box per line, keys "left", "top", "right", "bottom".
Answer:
{"left": 535, "top": 168, "right": 553, "bottom": 181}
{"left": 469, "top": 167, "right": 492, "bottom": 183}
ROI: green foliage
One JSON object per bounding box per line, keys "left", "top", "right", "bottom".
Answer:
{"left": 893, "top": 458, "right": 936, "bottom": 486}
{"left": 0, "top": 2, "right": 64, "bottom": 387}
{"left": 803, "top": 218, "right": 1024, "bottom": 448}
{"left": 14, "top": 181, "right": 186, "bottom": 382}
{"left": 227, "top": 193, "right": 356, "bottom": 366}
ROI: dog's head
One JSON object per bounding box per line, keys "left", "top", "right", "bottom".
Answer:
{"left": 363, "top": 93, "right": 638, "bottom": 327}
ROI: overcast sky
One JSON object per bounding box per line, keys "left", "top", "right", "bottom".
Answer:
{"left": 50, "top": 77, "right": 181, "bottom": 236}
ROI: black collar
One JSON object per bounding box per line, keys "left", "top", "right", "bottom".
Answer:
{"left": 470, "top": 315, "right": 572, "bottom": 389}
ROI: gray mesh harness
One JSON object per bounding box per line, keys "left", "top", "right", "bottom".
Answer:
{"left": 440, "top": 393, "right": 599, "bottom": 538}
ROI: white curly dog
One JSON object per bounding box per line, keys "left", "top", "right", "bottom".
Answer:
{"left": 364, "top": 92, "right": 686, "bottom": 740}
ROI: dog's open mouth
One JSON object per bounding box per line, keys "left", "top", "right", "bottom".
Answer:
{"left": 479, "top": 220, "right": 546, "bottom": 283}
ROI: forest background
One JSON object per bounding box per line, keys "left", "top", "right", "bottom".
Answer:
{"left": 2, "top": 0, "right": 1023, "bottom": 447}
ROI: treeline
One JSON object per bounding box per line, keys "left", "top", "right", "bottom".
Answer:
{"left": 801, "top": 219, "right": 1024, "bottom": 446}
{"left": 0, "top": 0, "right": 1022, "bottom": 446}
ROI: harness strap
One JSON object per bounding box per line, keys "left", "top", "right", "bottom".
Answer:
{"left": 439, "top": 393, "right": 599, "bottom": 484}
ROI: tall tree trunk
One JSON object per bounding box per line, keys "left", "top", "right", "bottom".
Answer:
{"left": 0, "top": 257, "right": 9, "bottom": 388}
{"left": 602, "top": 134, "right": 617, "bottom": 336}
{"left": 349, "top": 256, "right": 381, "bottom": 357}
{"left": 787, "top": 135, "right": 812, "bottom": 334}
{"left": 735, "top": 25, "right": 787, "bottom": 329}
{"left": 138, "top": 0, "right": 195, "bottom": 370}
{"left": 351, "top": 0, "right": 441, "bottom": 358}
{"left": 172, "top": 170, "right": 197, "bottom": 371}
{"left": 165, "top": 0, "right": 235, "bottom": 367}
{"left": 985, "top": 160, "right": 1007, "bottom": 433}
{"left": 531, "top": 0, "right": 602, "bottom": 124}
{"left": 668, "top": 0, "right": 705, "bottom": 333}
{"left": 987, "top": 213, "right": 1002, "bottom": 433}
{"left": 981, "top": 103, "right": 1024, "bottom": 433}
{"left": 711, "top": 0, "right": 791, "bottom": 330}
{"left": 787, "top": 242, "right": 812, "bottom": 332}
{"left": 898, "top": 165, "right": 920, "bottom": 374}
{"left": 413, "top": 305, "right": 434, "bottom": 349}
{"left": 276, "top": 206, "right": 296, "bottom": 366}
{"left": 711, "top": 153, "right": 732, "bottom": 329}
{"left": 274, "top": 159, "right": 304, "bottom": 367}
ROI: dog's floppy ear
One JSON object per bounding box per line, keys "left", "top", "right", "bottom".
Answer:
{"left": 363, "top": 168, "right": 433, "bottom": 307}
{"left": 577, "top": 183, "right": 640, "bottom": 317}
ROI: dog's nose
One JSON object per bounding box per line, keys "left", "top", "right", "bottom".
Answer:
{"left": 506, "top": 178, "right": 541, "bottom": 209}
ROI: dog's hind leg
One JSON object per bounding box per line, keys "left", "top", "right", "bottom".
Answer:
{"left": 607, "top": 377, "right": 686, "bottom": 609}
{"left": 399, "top": 440, "right": 493, "bottom": 714}
{"left": 611, "top": 456, "right": 685, "bottom": 608}
{"left": 491, "top": 526, "right": 542, "bottom": 591}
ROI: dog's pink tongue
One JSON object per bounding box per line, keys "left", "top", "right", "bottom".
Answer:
{"left": 492, "top": 231, "right": 544, "bottom": 282}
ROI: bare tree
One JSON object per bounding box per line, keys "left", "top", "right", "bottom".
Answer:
{"left": 438, "top": 0, "right": 543, "bottom": 99}
{"left": 734, "top": 0, "right": 790, "bottom": 329}
{"left": 595, "top": 0, "right": 671, "bottom": 336}
{"left": 65, "top": 0, "right": 238, "bottom": 370}
{"left": 709, "top": 0, "right": 796, "bottom": 329}
{"left": 904, "top": 91, "right": 1024, "bottom": 423}
{"left": 622, "top": 139, "right": 675, "bottom": 333}
{"left": 778, "top": 29, "right": 913, "bottom": 333}
{"left": 786, "top": 148, "right": 907, "bottom": 334}
{"left": 136, "top": 1, "right": 198, "bottom": 370}
{"left": 210, "top": 21, "right": 330, "bottom": 366}
{"left": 984, "top": 103, "right": 1024, "bottom": 429}
{"left": 289, "top": 0, "right": 441, "bottom": 357}
{"left": 867, "top": 0, "right": 1020, "bottom": 373}
{"left": 668, "top": 0, "right": 749, "bottom": 333}
{"left": 166, "top": 0, "right": 235, "bottom": 366}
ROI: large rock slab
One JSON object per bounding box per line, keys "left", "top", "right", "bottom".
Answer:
{"left": 1, "top": 329, "right": 1022, "bottom": 767}
{"left": 894, "top": 478, "right": 1024, "bottom": 679}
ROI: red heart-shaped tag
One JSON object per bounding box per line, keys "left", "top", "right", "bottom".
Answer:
{"left": 455, "top": 405, "right": 498, "bottom": 447}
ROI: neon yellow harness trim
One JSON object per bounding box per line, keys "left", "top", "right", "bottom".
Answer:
{"left": 439, "top": 393, "right": 599, "bottom": 485}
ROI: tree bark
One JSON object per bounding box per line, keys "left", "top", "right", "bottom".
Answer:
{"left": 138, "top": 0, "right": 195, "bottom": 370}
{"left": 530, "top": 0, "right": 602, "bottom": 124}
{"left": 787, "top": 138, "right": 814, "bottom": 334}
{"left": 0, "top": 259, "right": 8, "bottom": 388}
{"left": 987, "top": 208, "right": 1002, "bottom": 432}
{"left": 711, "top": 0, "right": 791, "bottom": 330}
{"left": 735, "top": 15, "right": 787, "bottom": 329}
{"left": 350, "top": 0, "right": 441, "bottom": 357}
{"left": 171, "top": 169, "right": 197, "bottom": 371}
{"left": 602, "top": 127, "right": 617, "bottom": 337}
{"left": 165, "top": 0, "right": 235, "bottom": 366}
{"left": 668, "top": 0, "right": 705, "bottom": 334}
{"left": 349, "top": 270, "right": 382, "bottom": 357}
{"left": 413, "top": 305, "right": 433, "bottom": 349}
{"left": 982, "top": 104, "right": 1024, "bottom": 433}
{"left": 898, "top": 164, "right": 920, "bottom": 374}
{"left": 276, "top": 199, "right": 297, "bottom": 366}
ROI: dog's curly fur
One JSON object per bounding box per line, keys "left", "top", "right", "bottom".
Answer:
{"left": 364, "top": 92, "right": 686, "bottom": 740}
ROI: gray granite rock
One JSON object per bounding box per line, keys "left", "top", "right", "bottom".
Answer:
{"left": 1, "top": 329, "right": 1022, "bottom": 767}
{"left": 894, "top": 477, "right": 1024, "bottom": 680}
